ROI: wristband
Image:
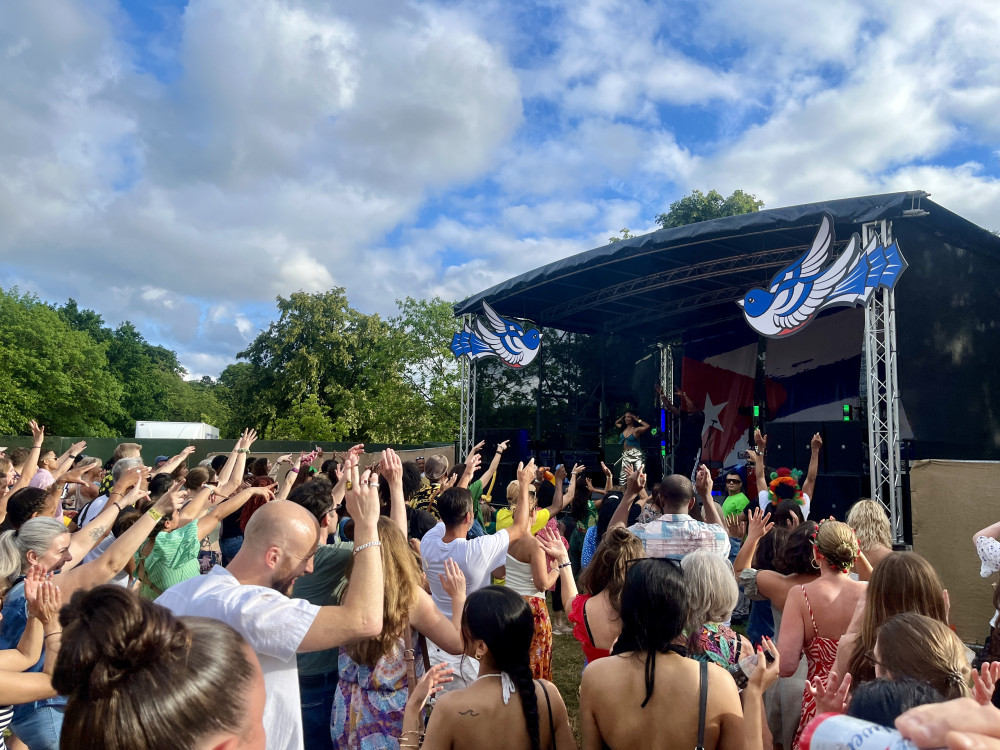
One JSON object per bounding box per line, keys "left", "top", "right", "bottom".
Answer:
{"left": 68, "top": 454, "right": 78, "bottom": 459}
{"left": 112, "top": 501, "right": 123, "bottom": 513}
{"left": 353, "top": 540, "right": 382, "bottom": 556}
{"left": 558, "top": 561, "right": 572, "bottom": 569}
{"left": 147, "top": 508, "right": 163, "bottom": 521}
{"left": 44, "top": 631, "right": 62, "bottom": 639}
{"left": 290, "top": 468, "right": 299, "bottom": 473}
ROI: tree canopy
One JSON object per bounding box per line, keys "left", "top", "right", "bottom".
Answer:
{"left": 655, "top": 188, "right": 764, "bottom": 229}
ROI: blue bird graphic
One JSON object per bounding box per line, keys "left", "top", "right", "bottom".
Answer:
{"left": 738, "top": 214, "right": 907, "bottom": 337}
{"left": 450, "top": 302, "right": 542, "bottom": 368}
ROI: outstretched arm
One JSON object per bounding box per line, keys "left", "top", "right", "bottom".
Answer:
{"left": 696, "top": 464, "right": 724, "bottom": 529}
{"left": 153, "top": 446, "right": 196, "bottom": 477}
{"left": 609, "top": 467, "right": 644, "bottom": 530}
{"left": 802, "top": 432, "right": 822, "bottom": 503}
{"left": 477, "top": 440, "right": 508, "bottom": 488}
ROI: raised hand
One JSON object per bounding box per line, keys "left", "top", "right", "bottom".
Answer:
{"left": 625, "top": 464, "right": 646, "bottom": 494}
{"left": 518, "top": 459, "right": 538, "bottom": 488}
{"left": 380, "top": 448, "right": 403, "bottom": 485}
{"left": 553, "top": 464, "right": 568, "bottom": 484}
{"left": 113, "top": 467, "right": 143, "bottom": 494}
{"left": 68, "top": 440, "right": 87, "bottom": 456}
{"left": 746, "top": 507, "right": 773, "bottom": 540}
{"left": 345, "top": 465, "right": 380, "bottom": 536}
{"left": 754, "top": 428, "right": 767, "bottom": 452}
{"left": 33, "top": 577, "right": 62, "bottom": 628}
{"left": 724, "top": 513, "right": 747, "bottom": 540}
{"left": 179, "top": 445, "right": 196, "bottom": 458}
{"left": 537, "top": 526, "right": 569, "bottom": 563}
{"left": 807, "top": 670, "right": 852, "bottom": 714}
{"left": 973, "top": 662, "right": 1000, "bottom": 705}
{"left": 408, "top": 663, "right": 454, "bottom": 713}
{"left": 695, "top": 464, "right": 712, "bottom": 496}
{"left": 470, "top": 440, "right": 485, "bottom": 455}
{"left": 811, "top": 432, "right": 823, "bottom": 452}
{"left": 601, "top": 461, "right": 612, "bottom": 478}
{"left": 439, "top": 559, "right": 466, "bottom": 600}
{"left": 30, "top": 419, "right": 45, "bottom": 445}
{"left": 23, "top": 565, "right": 46, "bottom": 617}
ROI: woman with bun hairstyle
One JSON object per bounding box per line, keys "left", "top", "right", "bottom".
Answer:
{"left": 873, "top": 613, "right": 971, "bottom": 701}
{"left": 400, "top": 586, "right": 575, "bottom": 750}
{"left": 53, "top": 584, "right": 266, "bottom": 750}
{"left": 777, "top": 519, "right": 866, "bottom": 748}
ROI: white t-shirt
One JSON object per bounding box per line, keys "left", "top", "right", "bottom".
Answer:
{"left": 156, "top": 566, "right": 320, "bottom": 750}
{"left": 420, "top": 523, "right": 510, "bottom": 618}
{"left": 758, "top": 489, "right": 811, "bottom": 520}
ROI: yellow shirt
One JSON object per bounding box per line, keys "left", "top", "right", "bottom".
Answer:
{"left": 495, "top": 507, "right": 550, "bottom": 535}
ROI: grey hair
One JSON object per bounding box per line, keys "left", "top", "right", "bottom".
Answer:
{"left": 680, "top": 548, "right": 739, "bottom": 633}
{"left": 0, "top": 517, "right": 68, "bottom": 588}
{"left": 112, "top": 457, "right": 143, "bottom": 482}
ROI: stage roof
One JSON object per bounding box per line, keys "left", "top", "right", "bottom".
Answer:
{"left": 454, "top": 190, "right": 1000, "bottom": 341}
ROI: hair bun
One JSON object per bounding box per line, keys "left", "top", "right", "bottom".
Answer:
{"left": 54, "top": 585, "right": 190, "bottom": 700}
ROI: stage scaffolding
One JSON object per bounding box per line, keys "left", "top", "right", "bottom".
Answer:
{"left": 862, "top": 219, "right": 904, "bottom": 543}
{"left": 458, "top": 314, "right": 477, "bottom": 461}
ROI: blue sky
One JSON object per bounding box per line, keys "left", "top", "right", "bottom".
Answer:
{"left": 2, "top": 0, "right": 999, "bottom": 377}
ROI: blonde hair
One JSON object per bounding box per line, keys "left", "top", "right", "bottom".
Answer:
{"left": 681, "top": 548, "right": 739, "bottom": 632}
{"left": 846, "top": 499, "right": 892, "bottom": 550}
{"left": 505, "top": 480, "right": 536, "bottom": 511}
{"left": 113, "top": 443, "right": 142, "bottom": 460}
{"left": 343, "top": 517, "right": 423, "bottom": 666}
{"left": 877, "top": 613, "right": 970, "bottom": 699}
{"left": 815, "top": 520, "right": 858, "bottom": 572}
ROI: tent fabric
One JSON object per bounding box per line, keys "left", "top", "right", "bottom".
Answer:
{"left": 454, "top": 190, "right": 1000, "bottom": 343}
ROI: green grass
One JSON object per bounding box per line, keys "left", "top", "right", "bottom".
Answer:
{"left": 551, "top": 628, "right": 587, "bottom": 742}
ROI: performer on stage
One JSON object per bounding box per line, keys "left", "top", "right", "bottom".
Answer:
{"left": 654, "top": 383, "right": 705, "bottom": 481}
{"left": 614, "top": 409, "right": 650, "bottom": 484}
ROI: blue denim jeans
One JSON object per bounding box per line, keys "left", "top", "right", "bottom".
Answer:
{"left": 12, "top": 705, "right": 64, "bottom": 750}
{"left": 219, "top": 535, "right": 243, "bottom": 566}
{"left": 300, "top": 670, "right": 337, "bottom": 750}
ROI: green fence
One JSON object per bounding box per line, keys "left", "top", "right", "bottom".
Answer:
{"left": 0, "top": 436, "right": 453, "bottom": 467}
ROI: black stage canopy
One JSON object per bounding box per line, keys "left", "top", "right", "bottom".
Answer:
{"left": 454, "top": 190, "right": 1000, "bottom": 343}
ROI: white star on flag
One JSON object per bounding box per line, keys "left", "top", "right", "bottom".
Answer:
{"left": 702, "top": 393, "right": 728, "bottom": 437}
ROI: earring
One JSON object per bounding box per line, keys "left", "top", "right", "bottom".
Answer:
{"left": 811, "top": 558, "right": 820, "bottom": 570}
{"left": 474, "top": 651, "right": 483, "bottom": 661}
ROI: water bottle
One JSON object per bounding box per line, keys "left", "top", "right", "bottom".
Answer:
{"left": 800, "top": 713, "right": 942, "bottom": 750}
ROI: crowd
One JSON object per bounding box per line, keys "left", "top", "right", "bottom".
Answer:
{"left": 3, "top": 418, "right": 1000, "bottom": 750}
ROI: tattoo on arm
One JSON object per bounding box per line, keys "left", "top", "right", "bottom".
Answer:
{"left": 458, "top": 709, "right": 480, "bottom": 717}
{"left": 87, "top": 524, "right": 109, "bottom": 543}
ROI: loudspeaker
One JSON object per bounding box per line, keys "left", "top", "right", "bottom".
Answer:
{"left": 823, "top": 421, "right": 864, "bottom": 474}
{"left": 792, "top": 422, "right": 824, "bottom": 470}
{"left": 763, "top": 423, "right": 795, "bottom": 469}
{"left": 808, "top": 474, "right": 865, "bottom": 521}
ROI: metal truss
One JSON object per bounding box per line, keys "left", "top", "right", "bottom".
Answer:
{"left": 458, "top": 314, "right": 477, "bottom": 461}
{"left": 862, "top": 220, "right": 904, "bottom": 543}
{"left": 659, "top": 343, "right": 675, "bottom": 476}
{"left": 543, "top": 246, "right": 808, "bottom": 320}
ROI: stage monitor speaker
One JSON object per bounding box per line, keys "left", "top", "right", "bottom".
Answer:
{"left": 763, "top": 423, "right": 795, "bottom": 469}
{"left": 823, "top": 421, "right": 864, "bottom": 474}
{"left": 792, "top": 421, "right": 825, "bottom": 470}
{"left": 808, "top": 474, "right": 864, "bottom": 521}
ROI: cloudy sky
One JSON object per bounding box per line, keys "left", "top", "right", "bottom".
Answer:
{"left": 2, "top": 0, "right": 999, "bottom": 377}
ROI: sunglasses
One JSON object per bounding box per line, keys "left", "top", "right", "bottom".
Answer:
{"left": 725, "top": 479, "right": 741, "bottom": 484}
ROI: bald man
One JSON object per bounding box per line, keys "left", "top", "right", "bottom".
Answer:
{"left": 157, "top": 467, "right": 384, "bottom": 750}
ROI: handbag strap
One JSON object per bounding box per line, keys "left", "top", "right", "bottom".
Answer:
{"left": 695, "top": 660, "right": 708, "bottom": 750}
{"left": 537, "top": 679, "right": 557, "bottom": 750}
{"left": 402, "top": 626, "right": 418, "bottom": 691}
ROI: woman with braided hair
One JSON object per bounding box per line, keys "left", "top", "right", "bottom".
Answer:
{"left": 777, "top": 519, "right": 866, "bottom": 748}
{"left": 399, "top": 585, "right": 574, "bottom": 750}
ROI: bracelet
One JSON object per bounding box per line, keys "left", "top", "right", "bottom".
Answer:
{"left": 44, "top": 631, "right": 62, "bottom": 639}
{"left": 68, "top": 454, "right": 78, "bottom": 459}
{"left": 109, "top": 491, "right": 124, "bottom": 498}
{"left": 353, "top": 540, "right": 382, "bottom": 556}
{"left": 112, "top": 501, "right": 123, "bottom": 513}
{"left": 290, "top": 467, "right": 299, "bottom": 473}
{"left": 558, "top": 561, "right": 572, "bottom": 569}
{"left": 147, "top": 508, "right": 163, "bottom": 521}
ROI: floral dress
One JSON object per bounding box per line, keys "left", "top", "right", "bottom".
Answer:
{"left": 331, "top": 634, "right": 424, "bottom": 749}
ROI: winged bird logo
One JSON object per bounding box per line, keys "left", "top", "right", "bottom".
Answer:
{"left": 450, "top": 301, "right": 542, "bottom": 369}
{"left": 738, "top": 213, "right": 908, "bottom": 338}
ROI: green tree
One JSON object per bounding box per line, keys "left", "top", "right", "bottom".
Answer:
{"left": 269, "top": 393, "right": 340, "bottom": 441}
{"left": 655, "top": 188, "right": 764, "bottom": 229}
{"left": 0, "top": 289, "right": 122, "bottom": 435}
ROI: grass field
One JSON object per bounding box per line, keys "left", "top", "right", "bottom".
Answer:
{"left": 550, "top": 629, "right": 587, "bottom": 742}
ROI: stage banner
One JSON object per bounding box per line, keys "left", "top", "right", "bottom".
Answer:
{"left": 681, "top": 330, "right": 769, "bottom": 468}
{"left": 765, "top": 307, "right": 864, "bottom": 422}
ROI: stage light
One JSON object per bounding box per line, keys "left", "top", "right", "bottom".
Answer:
{"left": 650, "top": 427, "right": 658, "bottom": 435}
{"left": 843, "top": 404, "right": 852, "bottom": 421}
{"left": 753, "top": 405, "right": 760, "bottom": 418}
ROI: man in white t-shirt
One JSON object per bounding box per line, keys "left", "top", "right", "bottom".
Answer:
{"left": 746, "top": 429, "right": 821, "bottom": 521}
{"left": 157, "top": 463, "right": 384, "bottom": 750}
{"left": 420, "top": 460, "right": 533, "bottom": 690}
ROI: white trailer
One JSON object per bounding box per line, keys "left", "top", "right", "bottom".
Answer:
{"left": 134, "top": 421, "right": 220, "bottom": 440}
